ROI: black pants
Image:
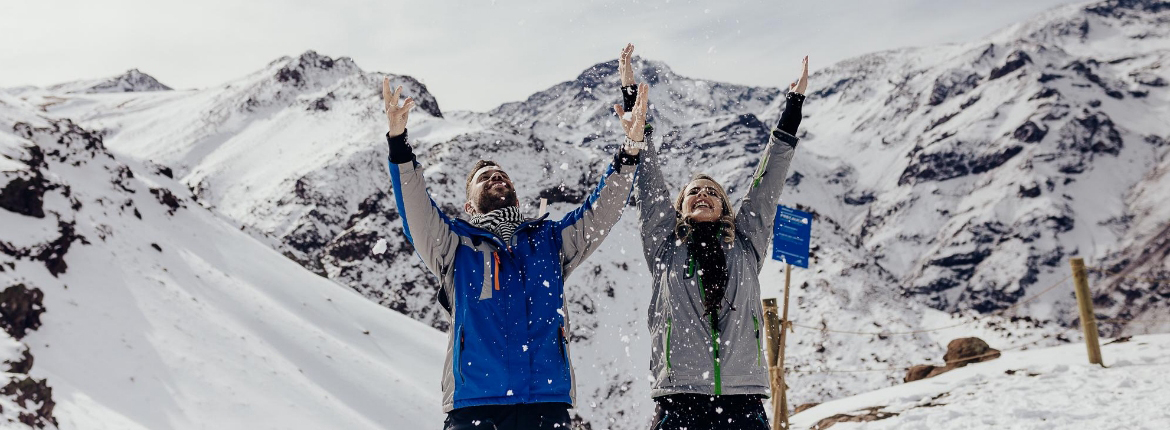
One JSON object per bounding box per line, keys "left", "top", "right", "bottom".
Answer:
{"left": 649, "top": 394, "right": 769, "bottom": 430}
{"left": 443, "top": 403, "right": 572, "bottom": 430}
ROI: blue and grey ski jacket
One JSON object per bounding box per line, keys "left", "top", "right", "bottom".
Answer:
{"left": 387, "top": 135, "right": 637, "bottom": 412}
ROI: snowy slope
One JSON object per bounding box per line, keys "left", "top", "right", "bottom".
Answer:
{"left": 790, "top": 334, "right": 1170, "bottom": 429}
{"left": 0, "top": 94, "right": 446, "bottom": 429}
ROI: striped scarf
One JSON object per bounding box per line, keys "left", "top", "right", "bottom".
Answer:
{"left": 469, "top": 206, "right": 524, "bottom": 243}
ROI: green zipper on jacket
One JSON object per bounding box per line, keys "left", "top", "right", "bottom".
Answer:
{"left": 690, "top": 256, "right": 722, "bottom": 395}
{"left": 753, "top": 314, "right": 761, "bottom": 365}
{"left": 665, "top": 318, "right": 673, "bottom": 370}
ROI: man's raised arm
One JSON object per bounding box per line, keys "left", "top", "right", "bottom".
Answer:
{"left": 383, "top": 78, "right": 460, "bottom": 295}
{"left": 556, "top": 78, "right": 650, "bottom": 277}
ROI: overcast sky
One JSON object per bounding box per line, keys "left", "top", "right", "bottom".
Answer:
{"left": 2, "top": 0, "right": 1085, "bottom": 112}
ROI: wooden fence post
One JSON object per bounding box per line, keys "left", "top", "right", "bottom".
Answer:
{"left": 762, "top": 298, "right": 783, "bottom": 430}
{"left": 1069, "top": 257, "right": 1104, "bottom": 366}
{"left": 763, "top": 263, "right": 794, "bottom": 430}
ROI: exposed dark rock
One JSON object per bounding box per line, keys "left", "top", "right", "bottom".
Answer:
{"left": 812, "top": 78, "right": 857, "bottom": 99}
{"left": 925, "top": 111, "right": 959, "bottom": 131}
{"left": 904, "top": 337, "right": 1000, "bottom": 383}
{"left": 4, "top": 345, "right": 34, "bottom": 374}
{"left": 928, "top": 73, "right": 981, "bottom": 106}
{"left": 325, "top": 229, "right": 378, "bottom": 263}
{"left": 1085, "top": 0, "right": 1170, "bottom": 18}
{"left": 308, "top": 97, "right": 331, "bottom": 112}
{"left": 0, "top": 174, "right": 50, "bottom": 218}
{"left": 150, "top": 187, "right": 183, "bottom": 214}
{"left": 1132, "top": 73, "right": 1167, "bottom": 87}
{"left": 1029, "top": 87, "right": 1060, "bottom": 100}
{"left": 1018, "top": 184, "right": 1042, "bottom": 198}
{"left": 843, "top": 190, "right": 876, "bottom": 206}
{"left": 930, "top": 249, "right": 992, "bottom": 268}
{"left": 1058, "top": 111, "right": 1124, "bottom": 155}
{"left": 36, "top": 221, "right": 87, "bottom": 277}
{"left": 785, "top": 171, "right": 803, "bottom": 188}
{"left": 1, "top": 377, "right": 57, "bottom": 428}
{"left": 1013, "top": 121, "right": 1048, "bottom": 143}
{"left": 0, "top": 284, "right": 45, "bottom": 340}
{"left": 942, "top": 337, "right": 1001, "bottom": 367}
{"left": 899, "top": 145, "right": 1023, "bottom": 185}
{"left": 904, "top": 364, "right": 938, "bottom": 383}
{"left": 111, "top": 164, "right": 136, "bottom": 193}
{"left": 1065, "top": 60, "right": 1125, "bottom": 99}
{"left": 1038, "top": 73, "right": 1065, "bottom": 83}
{"left": 989, "top": 51, "right": 1033, "bottom": 80}
{"left": 959, "top": 95, "right": 981, "bottom": 109}
{"left": 83, "top": 69, "right": 172, "bottom": 93}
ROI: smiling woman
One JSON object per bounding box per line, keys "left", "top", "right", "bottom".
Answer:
{"left": 622, "top": 43, "right": 808, "bottom": 430}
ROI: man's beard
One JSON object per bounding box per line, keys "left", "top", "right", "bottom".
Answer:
{"left": 475, "top": 188, "right": 519, "bottom": 214}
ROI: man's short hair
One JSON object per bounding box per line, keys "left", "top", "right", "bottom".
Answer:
{"left": 466, "top": 160, "right": 502, "bottom": 196}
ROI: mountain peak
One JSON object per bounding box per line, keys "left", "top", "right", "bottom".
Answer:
{"left": 271, "top": 50, "right": 360, "bottom": 88}
{"left": 51, "top": 68, "right": 173, "bottom": 94}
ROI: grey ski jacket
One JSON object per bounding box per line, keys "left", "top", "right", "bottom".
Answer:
{"left": 637, "top": 129, "right": 798, "bottom": 398}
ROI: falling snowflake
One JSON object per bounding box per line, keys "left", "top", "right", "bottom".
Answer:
{"left": 371, "top": 238, "right": 387, "bottom": 255}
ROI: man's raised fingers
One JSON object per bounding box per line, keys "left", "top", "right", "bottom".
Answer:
{"left": 382, "top": 78, "right": 393, "bottom": 107}
{"left": 613, "top": 104, "right": 626, "bottom": 118}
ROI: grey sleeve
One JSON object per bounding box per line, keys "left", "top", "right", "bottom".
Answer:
{"left": 734, "top": 129, "right": 798, "bottom": 263}
{"left": 636, "top": 141, "right": 678, "bottom": 267}
{"left": 388, "top": 159, "right": 461, "bottom": 288}
{"left": 556, "top": 155, "right": 637, "bottom": 278}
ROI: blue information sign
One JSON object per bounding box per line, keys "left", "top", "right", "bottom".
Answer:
{"left": 772, "top": 205, "right": 812, "bottom": 268}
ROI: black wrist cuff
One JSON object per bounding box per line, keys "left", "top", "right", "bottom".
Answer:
{"left": 777, "top": 92, "right": 806, "bottom": 135}
{"left": 387, "top": 130, "right": 415, "bottom": 164}
{"left": 772, "top": 129, "right": 799, "bottom": 148}
{"left": 621, "top": 85, "right": 638, "bottom": 111}
{"left": 614, "top": 148, "right": 641, "bottom": 172}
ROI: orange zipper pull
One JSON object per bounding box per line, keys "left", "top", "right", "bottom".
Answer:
{"left": 493, "top": 252, "right": 501, "bottom": 291}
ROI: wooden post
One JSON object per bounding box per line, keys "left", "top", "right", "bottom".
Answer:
{"left": 777, "top": 263, "right": 793, "bottom": 429}
{"left": 1069, "top": 258, "right": 1103, "bottom": 366}
{"left": 763, "top": 263, "right": 794, "bottom": 430}
{"left": 762, "top": 298, "right": 783, "bottom": 430}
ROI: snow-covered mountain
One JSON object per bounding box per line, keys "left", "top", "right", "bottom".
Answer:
{"left": 45, "top": 69, "right": 173, "bottom": 94}
{"left": 0, "top": 94, "right": 446, "bottom": 429}
{"left": 3, "top": 0, "right": 1168, "bottom": 428}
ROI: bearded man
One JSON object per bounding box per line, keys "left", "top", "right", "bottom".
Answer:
{"left": 382, "top": 78, "right": 650, "bottom": 430}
